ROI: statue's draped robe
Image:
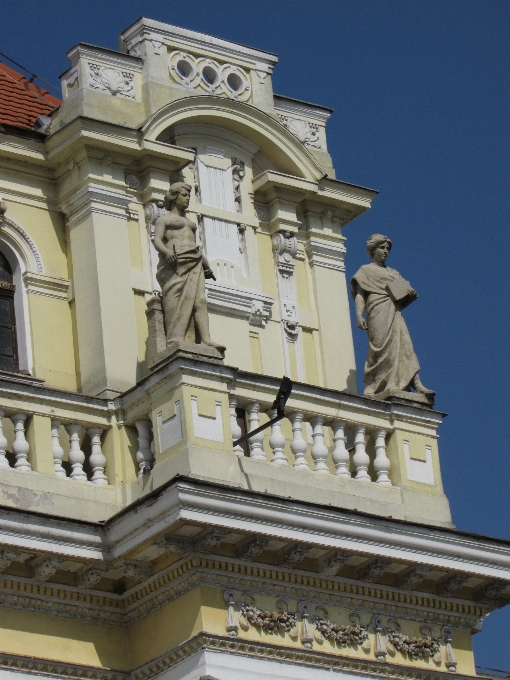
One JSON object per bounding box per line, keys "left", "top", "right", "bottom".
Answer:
{"left": 156, "top": 243, "right": 206, "bottom": 343}
{"left": 351, "top": 264, "right": 419, "bottom": 395}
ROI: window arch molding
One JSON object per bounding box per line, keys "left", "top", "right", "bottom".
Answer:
{"left": 141, "top": 96, "right": 325, "bottom": 182}
{"left": 0, "top": 203, "right": 43, "bottom": 373}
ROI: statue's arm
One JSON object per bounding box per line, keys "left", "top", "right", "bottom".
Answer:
{"left": 354, "top": 284, "right": 368, "bottom": 330}
{"left": 201, "top": 253, "right": 216, "bottom": 281}
{"left": 154, "top": 218, "right": 177, "bottom": 268}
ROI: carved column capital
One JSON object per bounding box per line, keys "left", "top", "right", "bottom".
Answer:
{"left": 59, "top": 184, "right": 132, "bottom": 227}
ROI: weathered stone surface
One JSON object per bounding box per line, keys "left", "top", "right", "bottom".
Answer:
{"left": 351, "top": 234, "right": 434, "bottom": 401}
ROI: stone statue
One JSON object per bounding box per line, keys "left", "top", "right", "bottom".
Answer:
{"left": 153, "top": 182, "right": 225, "bottom": 353}
{"left": 351, "top": 234, "right": 434, "bottom": 400}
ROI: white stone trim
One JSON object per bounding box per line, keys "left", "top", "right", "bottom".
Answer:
{"left": 104, "top": 481, "right": 510, "bottom": 580}
{"left": 191, "top": 396, "right": 224, "bottom": 442}
{"left": 59, "top": 184, "right": 131, "bottom": 226}
{"left": 404, "top": 440, "right": 436, "bottom": 485}
{"left": 205, "top": 281, "right": 273, "bottom": 327}
{"left": 0, "top": 215, "right": 43, "bottom": 274}
{"left": 274, "top": 95, "right": 332, "bottom": 124}
{"left": 305, "top": 237, "right": 346, "bottom": 272}
{"left": 121, "top": 18, "right": 278, "bottom": 69}
{"left": 0, "top": 220, "right": 38, "bottom": 371}
{"left": 23, "top": 273, "right": 69, "bottom": 300}
{"left": 172, "top": 123, "right": 260, "bottom": 157}
{"left": 66, "top": 43, "right": 143, "bottom": 72}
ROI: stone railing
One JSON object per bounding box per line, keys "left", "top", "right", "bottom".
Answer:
{"left": 228, "top": 397, "right": 392, "bottom": 485}
{"left": 0, "top": 408, "right": 110, "bottom": 484}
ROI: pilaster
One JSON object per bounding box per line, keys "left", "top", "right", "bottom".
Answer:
{"left": 305, "top": 231, "right": 357, "bottom": 393}
{"left": 60, "top": 184, "right": 139, "bottom": 397}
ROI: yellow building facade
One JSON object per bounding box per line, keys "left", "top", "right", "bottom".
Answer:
{"left": 0, "top": 17, "right": 507, "bottom": 680}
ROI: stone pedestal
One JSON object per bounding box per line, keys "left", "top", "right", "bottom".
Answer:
{"left": 370, "top": 388, "right": 434, "bottom": 408}
{"left": 146, "top": 296, "right": 224, "bottom": 370}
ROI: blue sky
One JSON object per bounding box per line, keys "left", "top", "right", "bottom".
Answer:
{"left": 1, "top": 0, "right": 509, "bottom": 668}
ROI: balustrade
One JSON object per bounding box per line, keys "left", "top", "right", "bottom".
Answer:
{"left": 135, "top": 419, "right": 154, "bottom": 476}
{"left": 0, "top": 411, "right": 110, "bottom": 485}
{"left": 245, "top": 402, "right": 266, "bottom": 462}
{"left": 228, "top": 396, "right": 393, "bottom": 486}
{"left": 0, "top": 392, "right": 394, "bottom": 489}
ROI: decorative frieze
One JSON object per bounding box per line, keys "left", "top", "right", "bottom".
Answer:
{"left": 272, "top": 230, "right": 300, "bottom": 345}
{"left": 276, "top": 543, "right": 310, "bottom": 569}
{"left": 205, "top": 281, "right": 274, "bottom": 327}
{"left": 398, "top": 566, "right": 430, "bottom": 591}
{"left": 231, "top": 158, "right": 245, "bottom": 213}
{"left": 168, "top": 50, "right": 251, "bottom": 102}
{"left": 0, "top": 550, "right": 17, "bottom": 573}
{"left": 88, "top": 63, "right": 135, "bottom": 98}
{"left": 358, "top": 558, "right": 392, "bottom": 583}
{"left": 476, "top": 579, "right": 509, "bottom": 606}
{"left": 222, "top": 588, "right": 456, "bottom": 669}
{"left": 319, "top": 550, "right": 349, "bottom": 577}
{"left": 315, "top": 614, "right": 369, "bottom": 647}
{"left": 436, "top": 574, "right": 469, "bottom": 598}
{"left": 32, "top": 557, "right": 62, "bottom": 583}
{"left": 77, "top": 564, "right": 107, "bottom": 589}
{"left": 157, "top": 529, "right": 228, "bottom": 558}
{"left": 279, "top": 115, "right": 322, "bottom": 149}
{"left": 235, "top": 536, "right": 269, "bottom": 560}
{"left": 387, "top": 624, "right": 441, "bottom": 661}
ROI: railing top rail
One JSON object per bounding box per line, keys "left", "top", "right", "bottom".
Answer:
{"left": 118, "top": 355, "right": 445, "bottom": 428}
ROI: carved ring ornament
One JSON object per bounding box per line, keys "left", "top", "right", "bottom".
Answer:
{"left": 168, "top": 50, "right": 251, "bottom": 101}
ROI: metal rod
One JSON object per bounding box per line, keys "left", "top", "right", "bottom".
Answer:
{"left": 233, "top": 413, "right": 284, "bottom": 447}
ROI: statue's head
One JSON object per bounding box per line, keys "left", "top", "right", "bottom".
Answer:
{"left": 164, "top": 182, "right": 192, "bottom": 211}
{"left": 367, "top": 234, "right": 392, "bottom": 260}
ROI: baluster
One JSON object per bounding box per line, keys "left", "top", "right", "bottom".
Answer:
{"left": 51, "top": 419, "right": 66, "bottom": 478}
{"left": 373, "top": 428, "right": 391, "bottom": 486}
{"left": 288, "top": 411, "right": 309, "bottom": 470}
{"left": 0, "top": 410, "right": 9, "bottom": 468}
{"left": 229, "top": 397, "right": 243, "bottom": 456}
{"left": 309, "top": 415, "right": 329, "bottom": 474}
{"left": 331, "top": 419, "right": 350, "bottom": 478}
{"left": 245, "top": 402, "right": 266, "bottom": 462}
{"left": 135, "top": 419, "right": 154, "bottom": 477}
{"left": 87, "top": 427, "right": 107, "bottom": 485}
{"left": 10, "top": 413, "right": 30, "bottom": 472}
{"left": 352, "top": 424, "right": 370, "bottom": 482}
{"left": 268, "top": 409, "right": 288, "bottom": 465}
{"left": 65, "top": 423, "right": 87, "bottom": 481}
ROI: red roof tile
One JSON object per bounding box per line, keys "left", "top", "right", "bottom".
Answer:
{"left": 0, "top": 62, "right": 60, "bottom": 131}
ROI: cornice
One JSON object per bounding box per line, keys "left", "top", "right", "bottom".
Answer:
{"left": 120, "top": 18, "right": 278, "bottom": 68}
{"left": 132, "top": 633, "right": 481, "bottom": 680}
{"left": 103, "top": 480, "right": 510, "bottom": 581}
{"left": 0, "top": 633, "right": 484, "bottom": 680}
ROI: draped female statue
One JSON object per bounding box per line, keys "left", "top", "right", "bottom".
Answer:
{"left": 153, "top": 182, "right": 225, "bottom": 353}
{"left": 351, "top": 234, "right": 434, "bottom": 399}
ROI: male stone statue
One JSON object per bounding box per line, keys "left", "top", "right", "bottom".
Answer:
{"left": 351, "top": 234, "right": 434, "bottom": 400}
{"left": 153, "top": 182, "right": 225, "bottom": 353}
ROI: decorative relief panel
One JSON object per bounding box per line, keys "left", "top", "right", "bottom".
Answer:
{"left": 279, "top": 115, "right": 322, "bottom": 149}
{"left": 223, "top": 589, "right": 458, "bottom": 671}
{"left": 168, "top": 50, "right": 251, "bottom": 101}
{"left": 272, "top": 231, "right": 299, "bottom": 343}
{"left": 87, "top": 63, "right": 135, "bottom": 99}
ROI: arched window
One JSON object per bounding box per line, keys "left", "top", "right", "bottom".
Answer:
{"left": 0, "top": 251, "right": 18, "bottom": 372}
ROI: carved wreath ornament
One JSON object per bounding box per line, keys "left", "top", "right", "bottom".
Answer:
{"left": 223, "top": 590, "right": 458, "bottom": 672}
{"left": 88, "top": 63, "right": 135, "bottom": 99}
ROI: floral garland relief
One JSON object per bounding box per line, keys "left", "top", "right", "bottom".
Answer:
{"left": 223, "top": 590, "right": 458, "bottom": 672}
